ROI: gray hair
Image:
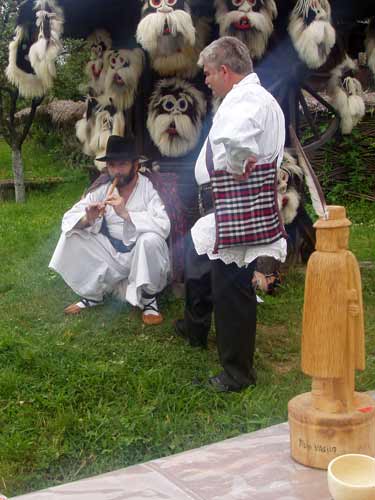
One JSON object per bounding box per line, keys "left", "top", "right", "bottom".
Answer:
{"left": 198, "top": 36, "right": 253, "bottom": 75}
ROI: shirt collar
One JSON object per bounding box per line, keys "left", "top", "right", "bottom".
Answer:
{"left": 233, "top": 72, "right": 260, "bottom": 88}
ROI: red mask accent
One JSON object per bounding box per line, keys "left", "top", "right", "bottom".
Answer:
{"left": 232, "top": 17, "right": 251, "bottom": 30}
{"left": 91, "top": 64, "right": 102, "bottom": 79}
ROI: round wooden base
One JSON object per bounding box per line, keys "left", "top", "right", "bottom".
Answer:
{"left": 288, "top": 392, "right": 375, "bottom": 469}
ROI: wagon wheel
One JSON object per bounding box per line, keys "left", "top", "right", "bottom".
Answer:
{"left": 285, "top": 82, "right": 340, "bottom": 156}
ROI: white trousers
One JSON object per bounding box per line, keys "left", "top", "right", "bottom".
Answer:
{"left": 49, "top": 231, "right": 170, "bottom": 308}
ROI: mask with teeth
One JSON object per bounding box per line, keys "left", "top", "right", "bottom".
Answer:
{"left": 147, "top": 78, "right": 207, "bottom": 157}
{"left": 214, "top": 0, "right": 277, "bottom": 60}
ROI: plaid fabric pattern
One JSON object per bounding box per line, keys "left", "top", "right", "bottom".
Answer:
{"left": 206, "top": 140, "right": 285, "bottom": 253}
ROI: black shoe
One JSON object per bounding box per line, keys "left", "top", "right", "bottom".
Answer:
{"left": 174, "top": 319, "right": 207, "bottom": 349}
{"left": 208, "top": 372, "right": 254, "bottom": 393}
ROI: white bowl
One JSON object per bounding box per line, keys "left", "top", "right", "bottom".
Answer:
{"left": 328, "top": 454, "right": 375, "bottom": 500}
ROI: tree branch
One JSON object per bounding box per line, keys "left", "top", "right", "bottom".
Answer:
{"left": 19, "top": 96, "right": 44, "bottom": 146}
{"left": 8, "top": 87, "right": 19, "bottom": 135}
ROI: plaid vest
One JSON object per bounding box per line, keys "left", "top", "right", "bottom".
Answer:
{"left": 206, "top": 140, "right": 286, "bottom": 253}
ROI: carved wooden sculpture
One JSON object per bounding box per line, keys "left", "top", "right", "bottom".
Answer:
{"left": 288, "top": 205, "right": 375, "bottom": 469}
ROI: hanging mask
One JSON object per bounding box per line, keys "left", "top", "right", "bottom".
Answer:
{"left": 85, "top": 30, "right": 112, "bottom": 96}
{"left": 214, "top": 0, "right": 277, "bottom": 60}
{"left": 327, "top": 56, "right": 365, "bottom": 134}
{"left": 104, "top": 48, "right": 145, "bottom": 110}
{"left": 288, "top": 0, "right": 336, "bottom": 69}
{"left": 88, "top": 100, "right": 126, "bottom": 170}
{"left": 75, "top": 97, "right": 99, "bottom": 157}
{"left": 6, "top": 25, "right": 47, "bottom": 98}
{"left": 277, "top": 153, "right": 303, "bottom": 225}
{"left": 28, "top": 0, "right": 64, "bottom": 89}
{"left": 147, "top": 78, "right": 207, "bottom": 157}
{"left": 136, "top": 0, "right": 200, "bottom": 77}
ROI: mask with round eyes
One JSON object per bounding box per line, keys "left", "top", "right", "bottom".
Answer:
{"left": 149, "top": 0, "right": 178, "bottom": 9}
{"left": 147, "top": 78, "right": 207, "bottom": 157}
{"left": 104, "top": 48, "right": 145, "bottom": 110}
{"left": 214, "top": 0, "right": 277, "bottom": 60}
{"left": 288, "top": 0, "right": 336, "bottom": 69}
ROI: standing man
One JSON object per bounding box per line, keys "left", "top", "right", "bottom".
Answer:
{"left": 176, "top": 37, "right": 287, "bottom": 391}
{"left": 49, "top": 135, "right": 171, "bottom": 325}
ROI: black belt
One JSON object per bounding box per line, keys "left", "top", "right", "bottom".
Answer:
{"left": 198, "top": 183, "right": 214, "bottom": 216}
{"left": 100, "top": 217, "right": 136, "bottom": 254}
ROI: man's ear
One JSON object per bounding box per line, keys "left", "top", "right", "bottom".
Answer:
{"left": 221, "top": 65, "right": 229, "bottom": 76}
{"left": 133, "top": 159, "right": 140, "bottom": 170}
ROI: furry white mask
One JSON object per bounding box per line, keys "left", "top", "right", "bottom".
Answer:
{"left": 6, "top": 26, "right": 47, "bottom": 98}
{"left": 288, "top": 0, "right": 336, "bottom": 69}
{"left": 277, "top": 153, "right": 303, "bottom": 224}
{"left": 137, "top": 0, "right": 202, "bottom": 77}
{"left": 327, "top": 56, "right": 365, "bottom": 134}
{"left": 214, "top": 0, "right": 277, "bottom": 60}
{"left": 104, "top": 49, "right": 145, "bottom": 110}
{"left": 28, "top": 0, "right": 64, "bottom": 89}
{"left": 87, "top": 102, "right": 126, "bottom": 170}
{"left": 75, "top": 97, "right": 99, "bottom": 157}
{"left": 85, "top": 30, "right": 112, "bottom": 96}
{"left": 147, "top": 78, "right": 207, "bottom": 157}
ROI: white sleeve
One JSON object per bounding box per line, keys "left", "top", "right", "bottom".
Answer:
{"left": 126, "top": 188, "right": 171, "bottom": 243}
{"left": 61, "top": 191, "right": 102, "bottom": 235}
{"left": 210, "top": 103, "right": 263, "bottom": 175}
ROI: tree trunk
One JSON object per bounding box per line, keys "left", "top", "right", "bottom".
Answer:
{"left": 11, "top": 145, "right": 25, "bottom": 203}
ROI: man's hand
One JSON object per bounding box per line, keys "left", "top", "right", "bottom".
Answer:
{"left": 105, "top": 194, "right": 130, "bottom": 221}
{"left": 232, "top": 156, "right": 257, "bottom": 182}
{"left": 85, "top": 202, "right": 105, "bottom": 225}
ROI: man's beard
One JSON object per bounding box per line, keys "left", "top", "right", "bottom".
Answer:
{"left": 110, "top": 166, "right": 136, "bottom": 187}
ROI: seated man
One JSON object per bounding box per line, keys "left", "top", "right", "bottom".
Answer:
{"left": 49, "top": 135, "right": 171, "bottom": 325}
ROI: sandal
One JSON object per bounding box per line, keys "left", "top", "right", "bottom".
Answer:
{"left": 142, "top": 296, "right": 163, "bottom": 325}
{"left": 64, "top": 298, "right": 103, "bottom": 315}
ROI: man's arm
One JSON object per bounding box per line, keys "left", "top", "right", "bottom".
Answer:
{"left": 73, "top": 202, "right": 106, "bottom": 229}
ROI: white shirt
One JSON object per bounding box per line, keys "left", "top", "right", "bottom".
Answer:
{"left": 192, "top": 72, "right": 287, "bottom": 267}
{"left": 61, "top": 174, "right": 171, "bottom": 245}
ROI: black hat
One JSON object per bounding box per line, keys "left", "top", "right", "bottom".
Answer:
{"left": 96, "top": 135, "right": 138, "bottom": 162}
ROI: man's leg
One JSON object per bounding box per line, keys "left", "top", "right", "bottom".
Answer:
{"left": 125, "top": 232, "right": 170, "bottom": 323}
{"left": 211, "top": 259, "right": 257, "bottom": 389}
{"left": 49, "top": 231, "right": 132, "bottom": 304}
{"left": 181, "top": 232, "right": 212, "bottom": 348}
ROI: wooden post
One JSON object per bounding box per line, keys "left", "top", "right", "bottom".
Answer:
{"left": 288, "top": 205, "right": 375, "bottom": 469}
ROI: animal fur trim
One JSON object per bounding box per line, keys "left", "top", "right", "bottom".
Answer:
{"left": 288, "top": 0, "right": 335, "bottom": 69}
{"left": 214, "top": 0, "right": 277, "bottom": 60}
{"left": 147, "top": 78, "right": 207, "bottom": 157}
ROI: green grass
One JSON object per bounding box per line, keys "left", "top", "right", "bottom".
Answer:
{"left": 0, "top": 140, "right": 374, "bottom": 497}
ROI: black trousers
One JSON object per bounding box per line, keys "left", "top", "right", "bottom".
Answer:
{"left": 184, "top": 232, "right": 257, "bottom": 387}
